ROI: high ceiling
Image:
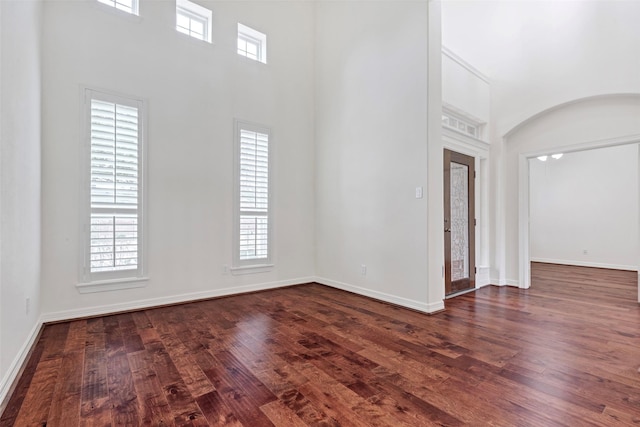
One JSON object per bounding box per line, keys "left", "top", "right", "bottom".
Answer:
{"left": 442, "top": 0, "right": 640, "bottom": 81}
{"left": 441, "top": 0, "right": 640, "bottom": 133}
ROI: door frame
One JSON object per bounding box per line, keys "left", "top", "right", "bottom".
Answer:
{"left": 517, "top": 133, "right": 640, "bottom": 302}
{"left": 442, "top": 128, "right": 490, "bottom": 291}
{"left": 444, "top": 149, "right": 476, "bottom": 295}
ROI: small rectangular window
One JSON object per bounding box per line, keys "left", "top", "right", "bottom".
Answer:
{"left": 176, "top": 0, "right": 212, "bottom": 43}
{"left": 97, "top": 0, "right": 139, "bottom": 15}
{"left": 238, "top": 23, "right": 267, "bottom": 64}
{"left": 442, "top": 109, "right": 482, "bottom": 139}
{"left": 84, "top": 89, "right": 145, "bottom": 283}
{"left": 235, "top": 121, "right": 271, "bottom": 266}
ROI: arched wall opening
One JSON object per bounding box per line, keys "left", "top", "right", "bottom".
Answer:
{"left": 500, "top": 94, "right": 640, "bottom": 301}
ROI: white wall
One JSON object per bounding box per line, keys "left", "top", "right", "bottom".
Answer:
{"left": 442, "top": 49, "right": 490, "bottom": 136}
{"left": 314, "top": 1, "right": 443, "bottom": 312}
{"left": 504, "top": 95, "right": 640, "bottom": 284}
{"left": 0, "top": 0, "right": 42, "bottom": 401}
{"left": 530, "top": 145, "right": 638, "bottom": 271}
{"left": 40, "top": 0, "right": 316, "bottom": 318}
{"left": 443, "top": 0, "right": 640, "bottom": 285}
{"left": 442, "top": 0, "right": 640, "bottom": 137}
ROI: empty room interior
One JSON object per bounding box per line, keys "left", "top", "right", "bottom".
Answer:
{"left": 1, "top": 0, "right": 640, "bottom": 425}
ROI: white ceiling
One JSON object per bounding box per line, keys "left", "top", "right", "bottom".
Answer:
{"left": 441, "top": 0, "right": 640, "bottom": 132}
{"left": 442, "top": 0, "right": 640, "bottom": 81}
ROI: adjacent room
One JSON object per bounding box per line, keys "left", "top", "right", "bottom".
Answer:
{"left": 1, "top": 0, "right": 639, "bottom": 425}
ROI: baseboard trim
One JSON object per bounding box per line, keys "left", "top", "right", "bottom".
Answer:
{"left": 530, "top": 258, "right": 637, "bottom": 272}
{"left": 41, "top": 276, "right": 316, "bottom": 324}
{"left": 314, "top": 277, "right": 445, "bottom": 314}
{"left": 0, "top": 317, "right": 44, "bottom": 415}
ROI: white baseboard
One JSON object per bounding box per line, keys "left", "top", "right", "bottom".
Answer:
{"left": 476, "top": 265, "right": 491, "bottom": 287}
{"left": 0, "top": 317, "right": 44, "bottom": 413}
{"left": 41, "top": 276, "right": 316, "bottom": 324}
{"left": 489, "top": 277, "right": 523, "bottom": 288}
{"left": 314, "top": 277, "right": 445, "bottom": 314}
{"left": 505, "top": 279, "right": 520, "bottom": 287}
{"left": 530, "top": 258, "right": 637, "bottom": 272}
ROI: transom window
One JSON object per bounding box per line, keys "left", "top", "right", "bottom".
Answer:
{"left": 176, "top": 0, "right": 212, "bottom": 43}
{"left": 237, "top": 23, "right": 267, "bottom": 64}
{"left": 97, "top": 0, "right": 138, "bottom": 15}
{"left": 442, "top": 110, "right": 481, "bottom": 139}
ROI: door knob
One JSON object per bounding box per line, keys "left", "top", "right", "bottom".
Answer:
{"left": 444, "top": 228, "right": 451, "bottom": 232}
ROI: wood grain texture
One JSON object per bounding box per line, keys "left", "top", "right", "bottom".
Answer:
{"left": 2, "top": 262, "right": 639, "bottom": 426}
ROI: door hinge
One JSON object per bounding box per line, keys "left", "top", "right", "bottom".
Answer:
{"left": 474, "top": 218, "right": 477, "bottom": 226}
{"left": 475, "top": 267, "right": 477, "bottom": 274}
{"left": 474, "top": 170, "right": 476, "bottom": 179}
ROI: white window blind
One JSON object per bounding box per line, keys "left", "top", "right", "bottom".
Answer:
{"left": 97, "top": 0, "right": 138, "bottom": 15}
{"left": 237, "top": 126, "right": 270, "bottom": 263}
{"left": 89, "top": 97, "right": 141, "bottom": 275}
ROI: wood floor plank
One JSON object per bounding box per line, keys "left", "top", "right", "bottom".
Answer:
{"left": 46, "top": 321, "right": 87, "bottom": 426}
{"left": 104, "top": 315, "right": 141, "bottom": 426}
{"left": 127, "top": 349, "right": 173, "bottom": 426}
{"left": 11, "top": 359, "right": 62, "bottom": 426}
{"left": 2, "top": 263, "right": 640, "bottom": 425}
{"left": 80, "top": 318, "right": 112, "bottom": 426}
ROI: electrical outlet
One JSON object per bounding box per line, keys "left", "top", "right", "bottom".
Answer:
{"left": 222, "top": 264, "right": 229, "bottom": 275}
{"left": 361, "top": 264, "right": 367, "bottom": 276}
{"left": 583, "top": 249, "right": 588, "bottom": 255}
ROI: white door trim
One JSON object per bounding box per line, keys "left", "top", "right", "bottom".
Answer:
{"left": 518, "top": 133, "right": 640, "bottom": 295}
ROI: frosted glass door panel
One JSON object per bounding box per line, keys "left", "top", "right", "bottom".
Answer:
{"left": 450, "top": 162, "right": 469, "bottom": 281}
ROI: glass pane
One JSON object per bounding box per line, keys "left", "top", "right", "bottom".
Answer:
{"left": 450, "top": 162, "right": 469, "bottom": 281}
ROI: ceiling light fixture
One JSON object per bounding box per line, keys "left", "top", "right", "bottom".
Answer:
{"left": 551, "top": 153, "right": 563, "bottom": 160}
{"left": 537, "top": 155, "right": 548, "bottom": 161}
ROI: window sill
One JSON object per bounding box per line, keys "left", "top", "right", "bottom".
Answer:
{"left": 230, "top": 264, "right": 274, "bottom": 275}
{"left": 76, "top": 276, "right": 149, "bottom": 294}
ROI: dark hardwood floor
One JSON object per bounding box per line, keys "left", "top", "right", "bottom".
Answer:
{"left": 1, "top": 262, "right": 639, "bottom": 426}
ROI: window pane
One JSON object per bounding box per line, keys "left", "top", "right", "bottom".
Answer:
{"left": 89, "top": 94, "right": 141, "bottom": 275}
{"left": 191, "top": 19, "right": 204, "bottom": 36}
{"left": 237, "top": 24, "right": 266, "bottom": 63}
{"left": 176, "top": 1, "right": 212, "bottom": 43}
{"left": 238, "top": 126, "right": 270, "bottom": 262}
{"left": 90, "top": 214, "right": 138, "bottom": 272}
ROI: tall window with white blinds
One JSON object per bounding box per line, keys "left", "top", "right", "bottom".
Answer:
{"left": 85, "top": 90, "right": 144, "bottom": 282}
{"left": 235, "top": 121, "right": 271, "bottom": 267}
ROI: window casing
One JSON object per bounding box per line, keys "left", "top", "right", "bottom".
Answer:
{"left": 234, "top": 121, "right": 271, "bottom": 268}
{"left": 176, "top": 0, "right": 212, "bottom": 43}
{"left": 83, "top": 89, "right": 146, "bottom": 285}
{"left": 97, "top": 0, "right": 139, "bottom": 15}
{"left": 237, "top": 23, "right": 267, "bottom": 64}
{"left": 442, "top": 109, "right": 482, "bottom": 139}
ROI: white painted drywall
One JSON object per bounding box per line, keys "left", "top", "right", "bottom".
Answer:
{"left": 529, "top": 145, "right": 638, "bottom": 271}
{"left": 504, "top": 95, "right": 640, "bottom": 284}
{"left": 442, "top": 50, "right": 490, "bottom": 135}
{"left": 0, "top": 0, "right": 42, "bottom": 392}
{"left": 442, "top": 0, "right": 640, "bottom": 136}
{"left": 443, "top": 0, "right": 640, "bottom": 285}
{"left": 40, "top": 0, "right": 316, "bottom": 316}
{"left": 314, "top": 1, "right": 443, "bottom": 312}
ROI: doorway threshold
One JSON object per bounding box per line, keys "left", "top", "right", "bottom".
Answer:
{"left": 445, "top": 287, "right": 477, "bottom": 299}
